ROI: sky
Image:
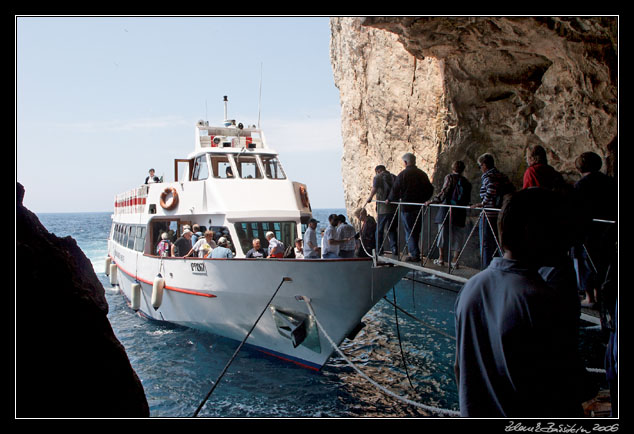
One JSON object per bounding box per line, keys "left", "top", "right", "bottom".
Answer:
{"left": 16, "top": 16, "right": 346, "bottom": 213}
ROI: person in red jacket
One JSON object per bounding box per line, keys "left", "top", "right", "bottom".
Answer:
{"left": 522, "top": 145, "right": 564, "bottom": 190}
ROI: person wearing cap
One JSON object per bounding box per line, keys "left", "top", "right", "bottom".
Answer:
{"left": 210, "top": 237, "right": 234, "bottom": 258}
{"left": 171, "top": 228, "right": 193, "bottom": 257}
{"left": 303, "top": 218, "right": 320, "bottom": 258}
{"left": 284, "top": 238, "right": 304, "bottom": 258}
{"left": 145, "top": 168, "right": 159, "bottom": 184}
{"left": 293, "top": 238, "right": 304, "bottom": 259}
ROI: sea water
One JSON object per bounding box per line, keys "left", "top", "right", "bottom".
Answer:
{"left": 35, "top": 210, "right": 607, "bottom": 418}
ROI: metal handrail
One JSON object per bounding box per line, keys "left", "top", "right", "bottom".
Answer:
{"left": 369, "top": 199, "right": 615, "bottom": 276}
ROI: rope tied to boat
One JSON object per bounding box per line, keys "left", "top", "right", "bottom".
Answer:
{"left": 297, "top": 295, "right": 460, "bottom": 417}
{"left": 193, "top": 276, "right": 293, "bottom": 417}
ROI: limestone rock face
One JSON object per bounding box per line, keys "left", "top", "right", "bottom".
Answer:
{"left": 330, "top": 17, "right": 617, "bottom": 220}
{"left": 16, "top": 182, "right": 149, "bottom": 417}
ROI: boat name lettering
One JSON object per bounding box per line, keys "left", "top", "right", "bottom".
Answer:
{"left": 114, "top": 250, "right": 125, "bottom": 263}
{"left": 190, "top": 262, "right": 207, "bottom": 273}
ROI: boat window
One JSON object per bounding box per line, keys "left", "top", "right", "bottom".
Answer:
{"left": 261, "top": 155, "right": 286, "bottom": 179}
{"left": 211, "top": 155, "right": 235, "bottom": 179}
{"left": 192, "top": 155, "right": 209, "bottom": 181}
{"left": 121, "top": 225, "right": 129, "bottom": 247}
{"left": 127, "top": 225, "right": 136, "bottom": 250}
{"left": 134, "top": 226, "right": 146, "bottom": 253}
{"left": 234, "top": 221, "right": 297, "bottom": 256}
{"left": 235, "top": 155, "right": 262, "bottom": 179}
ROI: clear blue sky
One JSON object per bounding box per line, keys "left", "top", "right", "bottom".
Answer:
{"left": 16, "top": 16, "right": 346, "bottom": 213}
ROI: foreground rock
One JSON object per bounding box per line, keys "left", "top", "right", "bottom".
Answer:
{"left": 16, "top": 182, "right": 149, "bottom": 417}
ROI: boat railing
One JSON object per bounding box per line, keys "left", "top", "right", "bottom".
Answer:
{"left": 368, "top": 199, "right": 616, "bottom": 282}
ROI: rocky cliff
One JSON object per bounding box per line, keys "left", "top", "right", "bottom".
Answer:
{"left": 330, "top": 17, "right": 617, "bottom": 219}
{"left": 16, "top": 182, "right": 149, "bottom": 417}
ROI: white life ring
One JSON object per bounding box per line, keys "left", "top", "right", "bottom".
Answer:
{"left": 151, "top": 276, "right": 165, "bottom": 310}
{"left": 131, "top": 283, "right": 142, "bottom": 311}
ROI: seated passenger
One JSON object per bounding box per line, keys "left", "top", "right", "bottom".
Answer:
{"left": 245, "top": 238, "right": 266, "bottom": 258}
{"left": 293, "top": 238, "right": 304, "bottom": 259}
{"left": 188, "top": 230, "right": 216, "bottom": 258}
{"left": 284, "top": 238, "right": 304, "bottom": 258}
{"left": 265, "top": 231, "right": 285, "bottom": 258}
{"left": 156, "top": 232, "right": 171, "bottom": 257}
{"left": 209, "top": 237, "right": 234, "bottom": 259}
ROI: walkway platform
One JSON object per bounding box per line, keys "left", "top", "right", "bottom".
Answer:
{"left": 378, "top": 254, "right": 602, "bottom": 326}
{"left": 377, "top": 254, "right": 478, "bottom": 284}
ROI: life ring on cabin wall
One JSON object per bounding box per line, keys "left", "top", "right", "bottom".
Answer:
{"left": 160, "top": 187, "right": 179, "bottom": 210}
{"left": 299, "top": 186, "right": 310, "bottom": 208}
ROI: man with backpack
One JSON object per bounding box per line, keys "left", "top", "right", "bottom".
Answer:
{"left": 472, "top": 153, "right": 515, "bottom": 269}
{"left": 426, "top": 161, "right": 472, "bottom": 268}
{"left": 366, "top": 165, "right": 398, "bottom": 256}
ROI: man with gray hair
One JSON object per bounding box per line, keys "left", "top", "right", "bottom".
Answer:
{"left": 387, "top": 152, "right": 434, "bottom": 262}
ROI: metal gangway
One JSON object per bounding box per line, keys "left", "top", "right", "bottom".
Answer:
{"left": 367, "top": 199, "right": 617, "bottom": 326}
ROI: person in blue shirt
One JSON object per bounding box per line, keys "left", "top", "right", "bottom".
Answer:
{"left": 209, "top": 237, "right": 233, "bottom": 259}
{"left": 455, "top": 188, "right": 587, "bottom": 417}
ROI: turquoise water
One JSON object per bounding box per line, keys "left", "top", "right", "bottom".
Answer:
{"left": 35, "top": 210, "right": 606, "bottom": 418}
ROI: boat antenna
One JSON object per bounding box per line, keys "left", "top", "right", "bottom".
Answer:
{"left": 257, "top": 62, "right": 263, "bottom": 129}
{"left": 223, "top": 95, "right": 228, "bottom": 122}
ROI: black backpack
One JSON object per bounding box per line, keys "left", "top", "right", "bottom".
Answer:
{"left": 378, "top": 171, "right": 395, "bottom": 200}
{"left": 493, "top": 174, "right": 515, "bottom": 208}
{"left": 449, "top": 175, "right": 471, "bottom": 206}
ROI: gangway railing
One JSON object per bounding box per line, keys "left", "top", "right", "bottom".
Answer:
{"left": 368, "top": 199, "right": 616, "bottom": 285}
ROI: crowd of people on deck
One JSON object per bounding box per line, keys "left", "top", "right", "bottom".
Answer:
{"left": 148, "top": 143, "right": 617, "bottom": 418}
{"left": 362, "top": 146, "right": 617, "bottom": 418}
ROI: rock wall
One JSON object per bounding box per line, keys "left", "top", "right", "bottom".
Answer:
{"left": 16, "top": 182, "right": 149, "bottom": 417}
{"left": 330, "top": 17, "right": 617, "bottom": 221}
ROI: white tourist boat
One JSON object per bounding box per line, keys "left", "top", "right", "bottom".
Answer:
{"left": 105, "top": 97, "right": 408, "bottom": 370}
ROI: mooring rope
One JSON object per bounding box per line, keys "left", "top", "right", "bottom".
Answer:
{"left": 193, "top": 277, "right": 292, "bottom": 417}
{"left": 297, "top": 295, "right": 460, "bottom": 417}
{"left": 392, "top": 287, "right": 415, "bottom": 390}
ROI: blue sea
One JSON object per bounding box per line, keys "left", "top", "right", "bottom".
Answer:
{"left": 36, "top": 210, "right": 608, "bottom": 418}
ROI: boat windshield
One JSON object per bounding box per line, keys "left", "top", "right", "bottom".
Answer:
{"left": 235, "top": 155, "right": 262, "bottom": 179}
{"left": 261, "top": 155, "right": 286, "bottom": 179}
{"left": 234, "top": 221, "right": 297, "bottom": 256}
{"left": 211, "top": 155, "right": 234, "bottom": 179}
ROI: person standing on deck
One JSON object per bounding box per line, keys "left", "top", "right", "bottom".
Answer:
{"left": 366, "top": 165, "right": 398, "bottom": 256}
{"left": 386, "top": 153, "right": 434, "bottom": 262}
{"left": 471, "top": 153, "right": 514, "bottom": 270}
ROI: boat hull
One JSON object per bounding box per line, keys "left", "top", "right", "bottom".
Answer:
{"left": 108, "top": 243, "right": 408, "bottom": 370}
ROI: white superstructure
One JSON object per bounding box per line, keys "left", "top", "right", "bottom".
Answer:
{"left": 106, "top": 98, "right": 407, "bottom": 370}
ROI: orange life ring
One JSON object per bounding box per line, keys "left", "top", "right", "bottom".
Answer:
{"left": 299, "top": 186, "right": 310, "bottom": 208}
{"left": 160, "top": 187, "right": 179, "bottom": 210}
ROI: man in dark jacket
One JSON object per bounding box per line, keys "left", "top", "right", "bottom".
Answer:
{"left": 573, "top": 151, "right": 617, "bottom": 308}
{"left": 387, "top": 153, "right": 433, "bottom": 261}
